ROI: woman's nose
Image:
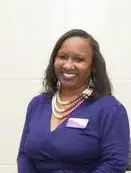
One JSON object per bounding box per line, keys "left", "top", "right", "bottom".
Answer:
{"left": 63, "top": 59, "right": 74, "bottom": 70}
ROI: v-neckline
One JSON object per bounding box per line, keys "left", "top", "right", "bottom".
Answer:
{"left": 49, "top": 112, "right": 69, "bottom": 133}
{"left": 46, "top": 99, "right": 72, "bottom": 133}
{"left": 47, "top": 100, "right": 86, "bottom": 133}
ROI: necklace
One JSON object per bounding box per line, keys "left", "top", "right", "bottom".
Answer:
{"left": 53, "top": 93, "right": 83, "bottom": 113}
{"left": 52, "top": 95, "right": 85, "bottom": 119}
{"left": 52, "top": 87, "right": 93, "bottom": 119}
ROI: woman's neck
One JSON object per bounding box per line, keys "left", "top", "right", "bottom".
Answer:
{"left": 59, "top": 85, "right": 87, "bottom": 101}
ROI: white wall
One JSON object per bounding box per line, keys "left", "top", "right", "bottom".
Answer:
{"left": 0, "top": 0, "right": 131, "bottom": 172}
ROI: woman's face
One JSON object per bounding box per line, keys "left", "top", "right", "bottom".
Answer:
{"left": 54, "top": 36, "right": 93, "bottom": 90}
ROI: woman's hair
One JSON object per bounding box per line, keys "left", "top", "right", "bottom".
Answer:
{"left": 42, "top": 29, "right": 113, "bottom": 97}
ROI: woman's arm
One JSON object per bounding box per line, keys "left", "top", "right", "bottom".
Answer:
{"left": 92, "top": 103, "right": 130, "bottom": 173}
{"left": 17, "top": 97, "right": 39, "bottom": 173}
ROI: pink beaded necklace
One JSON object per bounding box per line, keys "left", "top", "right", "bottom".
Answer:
{"left": 52, "top": 87, "right": 93, "bottom": 119}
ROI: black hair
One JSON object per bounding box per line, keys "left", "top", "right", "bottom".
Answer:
{"left": 42, "top": 29, "right": 113, "bottom": 97}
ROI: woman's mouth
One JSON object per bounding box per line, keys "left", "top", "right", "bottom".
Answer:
{"left": 62, "top": 72, "right": 77, "bottom": 80}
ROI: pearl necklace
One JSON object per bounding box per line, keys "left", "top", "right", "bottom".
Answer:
{"left": 52, "top": 96, "right": 85, "bottom": 119}
{"left": 53, "top": 93, "right": 83, "bottom": 113}
{"left": 52, "top": 87, "right": 93, "bottom": 119}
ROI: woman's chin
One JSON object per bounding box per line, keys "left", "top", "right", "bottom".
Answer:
{"left": 59, "top": 80, "right": 77, "bottom": 90}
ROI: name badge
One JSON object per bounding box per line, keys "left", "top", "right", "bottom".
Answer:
{"left": 66, "top": 118, "right": 89, "bottom": 129}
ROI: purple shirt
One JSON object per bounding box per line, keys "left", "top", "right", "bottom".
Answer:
{"left": 17, "top": 94, "right": 130, "bottom": 173}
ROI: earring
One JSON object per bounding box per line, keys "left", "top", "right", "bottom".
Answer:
{"left": 89, "top": 78, "right": 95, "bottom": 89}
{"left": 82, "top": 78, "right": 93, "bottom": 99}
{"left": 91, "top": 69, "right": 96, "bottom": 88}
{"left": 57, "top": 81, "right": 60, "bottom": 90}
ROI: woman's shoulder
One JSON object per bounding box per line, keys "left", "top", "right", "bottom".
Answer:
{"left": 94, "top": 95, "right": 128, "bottom": 121}
{"left": 28, "top": 93, "right": 52, "bottom": 108}
{"left": 93, "top": 95, "right": 126, "bottom": 112}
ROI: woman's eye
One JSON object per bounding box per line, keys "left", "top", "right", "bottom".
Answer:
{"left": 74, "top": 57, "right": 84, "bottom": 62}
{"left": 57, "top": 55, "right": 66, "bottom": 60}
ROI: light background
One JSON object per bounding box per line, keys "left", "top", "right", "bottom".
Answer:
{"left": 0, "top": 0, "right": 131, "bottom": 172}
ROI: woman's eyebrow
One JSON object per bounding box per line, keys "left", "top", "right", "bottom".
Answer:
{"left": 58, "top": 51, "right": 66, "bottom": 54}
{"left": 58, "top": 51, "right": 84, "bottom": 56}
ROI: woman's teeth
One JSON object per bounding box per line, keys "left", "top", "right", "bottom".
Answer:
{"left": 63, "top": 73, "right": 76, "bottom": 78}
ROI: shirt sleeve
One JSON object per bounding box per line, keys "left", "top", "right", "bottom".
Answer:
{"left": 92, "top": 103, "right": 130, "bottom": 173}
{"left": 17, "top": 96, "right": 39, "bottom": 173}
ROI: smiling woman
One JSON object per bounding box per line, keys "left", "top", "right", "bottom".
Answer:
{"left": 54, "top": 36, "right": 92, "bottom": 92}
{"left": 17, "top": 29, "right": 130, "bottom": 173}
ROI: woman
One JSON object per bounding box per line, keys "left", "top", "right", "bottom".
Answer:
{"left": 17, "top": 29, "right": 130, "bottom": 173}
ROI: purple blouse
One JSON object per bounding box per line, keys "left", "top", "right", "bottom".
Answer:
{"left": 17, "top": 94, "right": 130, "bottom": 173}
